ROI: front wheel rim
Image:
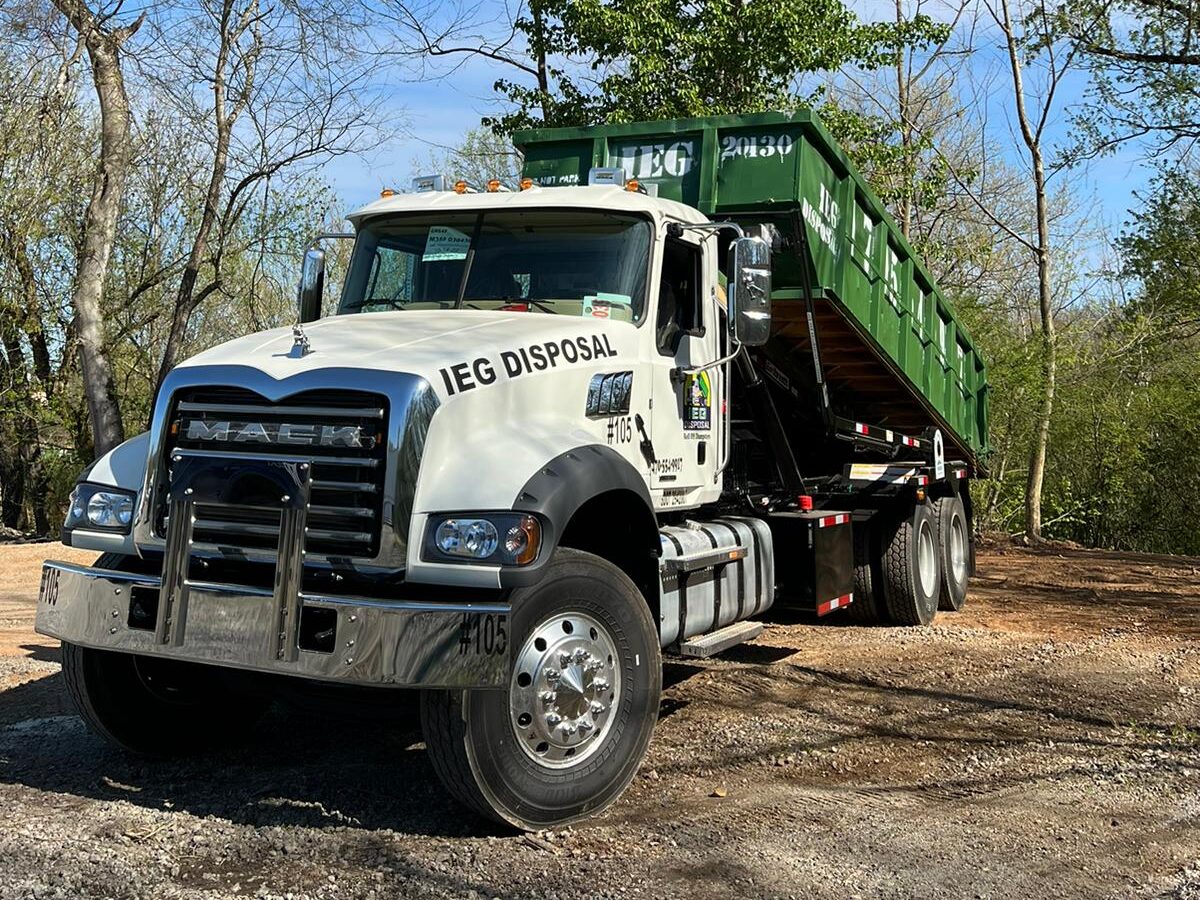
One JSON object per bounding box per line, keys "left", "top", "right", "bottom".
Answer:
{"left": 509, "top": 611, "right": 621, "bottom": 770}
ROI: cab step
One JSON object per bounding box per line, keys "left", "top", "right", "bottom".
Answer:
{"left": 677, "top": 621, "right": 764, "bottom": 658}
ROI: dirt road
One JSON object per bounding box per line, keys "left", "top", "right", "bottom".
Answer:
{"left": 0, "top": 541, "right": 1196, "bottom": 899}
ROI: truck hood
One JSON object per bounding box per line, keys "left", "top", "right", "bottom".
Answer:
{"left": 175, "top": 310, "right": 634, "bottom": 390}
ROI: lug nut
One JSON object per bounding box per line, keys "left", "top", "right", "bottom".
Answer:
{"left": 573, "top": 648, "right": 588, "bottom": 661}
{"left": 544, "top": 668, "right": 559, "bottom": 682}
{"left": 541, "top": 691, "right": 556, "bottom": 704}
{"left": 577, "top": 720, "right": 594, "bottom": 733}
{"left": 558, "top": 652, "right": 572, "bottom": 667}
{"left": 563, "top": 722, "right": 577, "bottom": 735}
{"left": 546, "top": 713, "right": 562, "bottom": 726}
{"left": 593, "top": 678, "right": 609, "bottom": 693}
{"left": 587, "top": 660, "right": 603, "bottom": 672}
{"left": 590, "top": 701, "right": 606, "bottom": 716}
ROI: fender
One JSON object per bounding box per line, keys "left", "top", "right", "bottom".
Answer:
{"left": 503, "top": 444, "right": 658, "bottom": 589}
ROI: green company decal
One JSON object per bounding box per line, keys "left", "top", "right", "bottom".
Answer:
{"left": 684, "top": 371, "right": 711, "bottom": 431}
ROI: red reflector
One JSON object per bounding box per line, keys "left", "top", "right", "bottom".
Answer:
{"left": 798, "top": 495, "right": 813, "bottom": 510}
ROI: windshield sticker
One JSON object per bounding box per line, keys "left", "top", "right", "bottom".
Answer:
{"left": 438, "top": 334, "right": 618, "bottom": 397}
{"left": 684, "top": 372, "right": 712, "bottom": 431}
{"left": 583, "top": 293, "right": 632, "bottom": 319}
{"left": 422, "top": 226, "right": 471, "bottom": 262}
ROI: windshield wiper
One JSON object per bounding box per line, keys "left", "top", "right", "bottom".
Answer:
{"left": 453, "top": 213, "right": 485, "bottom": 310}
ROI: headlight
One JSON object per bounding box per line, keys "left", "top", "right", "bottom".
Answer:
{"left": 425, "top": 513, "right": 542, "bottom": 566}
{"left": 64, "top": 484, "right": 136, "bottom": 534}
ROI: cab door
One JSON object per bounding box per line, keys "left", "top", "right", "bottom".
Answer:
{"left": 647, "top": 232, "right": 722, "bottom": 503}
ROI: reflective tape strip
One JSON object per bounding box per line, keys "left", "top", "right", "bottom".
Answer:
{"left": 855, "top": 422, "right": 869, "bottom": 435}
{"left": 817, "top": 593, "right": 854, "bottom": 616}
{"left": 817, "top": 513, "right": 851, "bottom": 528}
{"left": 849, "top": 464, "right": 920, "bottom": 484}
{"left": 913, "top": 475, "right": 929, "bottom": 486}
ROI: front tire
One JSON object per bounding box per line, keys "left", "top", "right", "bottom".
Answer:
{"left": 62, "top": 643, "right": 267, "bottom": 755}
{"left": 421, "top": 548, "right": 661, "bottom": 830}
{"left": 62, "top": 553, "right": 268, "bottom": 755}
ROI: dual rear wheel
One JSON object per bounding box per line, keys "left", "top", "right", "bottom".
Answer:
{"left": 847, "top": 492, "right": 971, "bottom": 626}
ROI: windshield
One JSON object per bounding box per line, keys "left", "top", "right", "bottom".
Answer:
{"left": 338, "top": 210, "right": 653, "bottom": 322}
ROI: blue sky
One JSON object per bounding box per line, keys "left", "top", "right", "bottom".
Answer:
{"left": 321, "top": 0, "right": 1152, "bottom": 238}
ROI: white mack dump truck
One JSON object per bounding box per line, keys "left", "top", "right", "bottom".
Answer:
{"left": 37, "top": 112, "right": 989, "bottom": 829}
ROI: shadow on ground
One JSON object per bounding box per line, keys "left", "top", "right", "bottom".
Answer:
{"left": 0, "top": 672, "right": 501, "bottom": 838}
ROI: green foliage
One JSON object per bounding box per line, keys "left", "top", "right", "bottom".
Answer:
{"left": 1061, "top": 0, "right": 1200, "bottom": 157}
{"left": 1118, "top": 167, "right": 1200, "bottom": 337}
{"left": 0, "top": 41, "right": 339, "bottom": 533}
{"left": 486, "top": 0, "right": 949, "bottom": 137}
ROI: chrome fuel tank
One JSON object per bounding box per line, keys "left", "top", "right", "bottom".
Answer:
{"left": 658, "top": 516, "right": 774, "bottom": 647}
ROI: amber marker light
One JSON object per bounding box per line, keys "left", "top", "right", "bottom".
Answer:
{"left": 454, "top": 180, "right": 469, "bottom": 194}
{"left": 506, "top": 515, "right": 542, "bottom": 565}
{"left": 519, "top": 177, "right": 534, "bottom": 190}
{"left": 380, "top": 188, "right": 395, "bottom": 198}
{"left": 486, "top": 179, "right": 502, "bottom": 192}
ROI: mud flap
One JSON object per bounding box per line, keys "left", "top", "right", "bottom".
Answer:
{"left": 767, "top": 510, "right": 854, "bottom": 614}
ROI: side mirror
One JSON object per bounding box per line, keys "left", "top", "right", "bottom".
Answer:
{"left": 297, "top": 248, "right": 326, "bottom": 323}
{"left": 727, "top": 236, "right": 772, "bottom": 346}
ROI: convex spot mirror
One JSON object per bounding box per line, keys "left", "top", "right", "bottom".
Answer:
{"left": 298, "top": 248, "right": 326, "bottom": 324}
{"left": 727, "top": 235, "right": 772, "bottom": 346}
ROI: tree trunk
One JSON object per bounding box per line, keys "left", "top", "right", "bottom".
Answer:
{"left": 52, "top": 0, "right": 143, "bottom": 458}
{"left": 155, "top": 0, "right": 257, "bottom": 388}
{"left": 1025, "top": 238, "right": 1056, "bottom": 540}
{"left": 998, "top": 0, "right": 1057, "bottom": 542}
{"left": 155, "top": 130, "right": 232, "bottom": 388}
{"left": 894, "top": 0, "right": 912, "bottom": 238}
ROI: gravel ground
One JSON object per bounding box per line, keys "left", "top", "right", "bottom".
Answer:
{"left": 0, "top": 540, "right": 1197, "bottom": 899}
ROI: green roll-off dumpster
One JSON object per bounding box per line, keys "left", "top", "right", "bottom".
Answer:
{"left": 514, "top": 110, "right": 990, "bottom": 468}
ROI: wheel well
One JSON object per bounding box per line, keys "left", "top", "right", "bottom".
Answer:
{"left": 558, "top": 489, "right": 660, "bottom": 623}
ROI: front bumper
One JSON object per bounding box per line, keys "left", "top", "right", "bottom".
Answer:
{"left": 35, "top": 560, "right": 511, "bottom": 688}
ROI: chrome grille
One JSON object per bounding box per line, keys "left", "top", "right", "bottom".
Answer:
{"left": 158, "top": 387, "right": 388, "bottom": 558}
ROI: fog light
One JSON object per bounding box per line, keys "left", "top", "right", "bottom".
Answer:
{"left": 435, "top": 518, "right": 499, "bottom": 559}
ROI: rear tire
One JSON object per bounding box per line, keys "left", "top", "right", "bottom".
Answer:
{"left": 843, "top": 521, "right": 889, "bottom": 625}
{"left": 933, "top": 494, "right": 970, "bottom": 611}
{"left": 421, "top": 548, "right": 661, "bottom": 830}
{"left": 880, "top": 502, "right": 942, "bottom": 626}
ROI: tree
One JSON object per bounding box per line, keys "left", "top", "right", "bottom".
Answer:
{"left": 148, "top": 0, "right": 378, "bottom": 387}
{"left": 385, "top": 0, "right": 949, "bottom": 138}
{"left": 416, "top": 127, "right": 523, "bottom": 187}
{"left": 1118, "top": 166, "right": 1200, "bottom": 338}
{"left": 49, "top": 0, "right": 143, "bottom": 457}
{"left": 973, "top": 0, "right": 1083, "bottom": 541}
{"left": 1061, "top": 0, "right": 1200, "bottom": 156}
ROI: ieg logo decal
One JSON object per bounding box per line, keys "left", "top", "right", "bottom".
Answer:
{"left": 609, "top": 141, "right": 695, "bottom": 179}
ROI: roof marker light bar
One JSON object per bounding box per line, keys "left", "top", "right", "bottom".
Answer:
{"left": 411, "top": 175, "right": 446, "bottom": 193}
{"left": 588, "top": 166, "right": 626, "bottom": 186}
